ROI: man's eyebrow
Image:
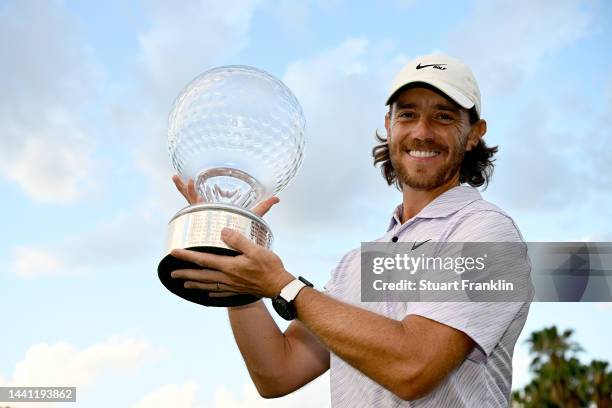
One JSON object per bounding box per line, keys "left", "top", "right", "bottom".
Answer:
{"left": 394, "top": 102, "right": 460, "bottom": 112}
{"left": 433, "top": 103, "right": 460, "bottom": 112}
{"left": 395, "top": 102, "right": 417, "bottom": 110}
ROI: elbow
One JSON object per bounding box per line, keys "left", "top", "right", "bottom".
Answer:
{"left": 391, "top": 362, "right": 432, "bottom": 401}
{"left": 255, "top": 386, "right": 291, "bottom": 399}
{"left": 257, "top": 388, "right": 284, "bottom": 399}
{"left": 252, "top": 378, "right": 292, "bottom": 399}
{"left": 394, "top": 385, "right": 429, "bottom": 402}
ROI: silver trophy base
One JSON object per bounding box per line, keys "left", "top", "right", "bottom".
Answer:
{"left": 158, "top": 203, "right": 273, "bottom": 307}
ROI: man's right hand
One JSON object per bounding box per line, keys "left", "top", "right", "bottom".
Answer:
{"left": 171, "top": 174, "right": 280, "bottom": 216}
{"left": 171, "top": 175, "right": 280, "bottom": 297}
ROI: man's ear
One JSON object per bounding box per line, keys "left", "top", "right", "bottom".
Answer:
{"left": 466, "top": 119, "right": 487, "bottom": 151}
{"left": 385, "top": 111, "right": 391, "bottom": 141}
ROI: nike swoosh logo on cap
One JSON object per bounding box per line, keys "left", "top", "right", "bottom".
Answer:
{"left": 416, "top": 63, "right": 447, "bottom": 70}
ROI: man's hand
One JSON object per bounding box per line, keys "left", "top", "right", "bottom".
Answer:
{"left": 171, "top": 175, "right": 280, "bottom": 216}
{"left": 172, "top": 175, "right": 203, "bottom": 205}
{"left": 170, "top": 228, "right": 294, "bottom": 299}
{"left": 170, "top": 174, "right": 286, "bottom": 298}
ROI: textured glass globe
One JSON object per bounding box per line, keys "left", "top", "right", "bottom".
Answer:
{"left": 168, "top": 65, "right": 306, "bottom": 209}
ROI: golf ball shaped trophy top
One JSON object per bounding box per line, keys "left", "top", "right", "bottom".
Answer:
{"left": 158, "top": 65, "right": 306, "bottom": 307}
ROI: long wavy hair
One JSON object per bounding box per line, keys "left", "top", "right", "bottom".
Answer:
{"left": 372, "top": 107, "right": 498, "bottom": 191}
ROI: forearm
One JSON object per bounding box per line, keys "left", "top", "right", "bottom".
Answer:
{"left": 294, "top": 287, "right": 423, "bottom": 398}
{"left": 227, "top": 300, "right": 290, "bottom": 393}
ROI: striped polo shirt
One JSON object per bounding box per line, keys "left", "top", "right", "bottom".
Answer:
{"left": 323, "top": 185, "right": 532, "bottom": 407}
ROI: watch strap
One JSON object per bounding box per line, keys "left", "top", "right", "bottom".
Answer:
{"left": 279, "top": 279, "right": 307, "bottom": 302}
{"left": 298, "top": 276, "right": 314, "bottom": 288}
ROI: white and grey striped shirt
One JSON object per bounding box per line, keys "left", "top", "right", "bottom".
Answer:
{"left": 324, "top": 185, "right": 532, "bottom": 407}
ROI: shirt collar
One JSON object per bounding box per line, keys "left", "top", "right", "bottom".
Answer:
{"left": 387, "top": 185, "right": 482, "bottom": 231}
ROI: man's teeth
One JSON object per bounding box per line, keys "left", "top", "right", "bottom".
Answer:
{"left": 408, "top": 150, "right": 439, "bottom": 158}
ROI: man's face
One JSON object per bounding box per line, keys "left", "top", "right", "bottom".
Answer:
{"left": 385, "top": 86, "right": 478, "bottom": 191}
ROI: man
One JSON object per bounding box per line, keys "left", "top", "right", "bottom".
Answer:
{"left": 170, "top": 53, "right": 531, "bottom": 407}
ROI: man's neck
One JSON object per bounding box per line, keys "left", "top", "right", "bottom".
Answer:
{"left": 400, "top": 177, "right": 460, "bottom": 224}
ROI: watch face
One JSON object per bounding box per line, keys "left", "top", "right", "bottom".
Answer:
{"left": 272, "top": 298, "right": 293, "bottom": 320}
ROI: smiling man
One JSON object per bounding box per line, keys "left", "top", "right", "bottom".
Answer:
{"left": 170, "top": 53, "right": 531, "bottom": 407}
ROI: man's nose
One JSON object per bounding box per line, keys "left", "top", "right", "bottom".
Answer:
{"left": 411, "top": 118, "right": 433, "bottom": 141}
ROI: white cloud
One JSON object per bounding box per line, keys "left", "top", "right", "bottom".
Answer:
{"left": 132, "top": 382, "right": 202, "bottom": 408}
{"left": 3, "top": 123, "right": 90, "bottom": 203}
{"left": 587, "top": 80, "right": 612, "bottom": 190}
{"left": 131, "top": 375, "right": 329, "bottom": 408}
{"left": 137, "top": 0, "right": 260, "bottom": 105}
{"left": 448, "top": 0, "right": 598, "bottom": 93}
{"left": 512, "top": 346, "right": 532, "bottom": 390}
{"left": 0, "top": 0, "right": 100, "bottom": 203}
{"left": 11, "top": 247, "right": 68, "bottom": 278}
{"left": 212, "top": 374, "right": 330, "bottom": 408}
{"left": 487, "top": 101, "right": 587, "bottom": 212}
{"left": 0, "top": 335, "right": 164, "bottom": 408}
{"left": 487, "top": 81, "right": 612, "bottom": 221}
{"left": 9, "top": 208, "right": 162, "bottom": 277}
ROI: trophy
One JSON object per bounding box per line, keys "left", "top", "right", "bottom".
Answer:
{"left": 158, "top": 65, "right": 306, "bottom": 307}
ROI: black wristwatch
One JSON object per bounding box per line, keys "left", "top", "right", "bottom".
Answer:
{"left": 272, "top": 276, "right": 313, "bottom": 321}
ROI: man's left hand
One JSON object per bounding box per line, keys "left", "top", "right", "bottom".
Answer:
{"left": 170, "top": 228, "right": 295, "bottom": 299}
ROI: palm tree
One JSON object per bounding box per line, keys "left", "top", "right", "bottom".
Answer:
{"left": 513, "top": 325, "right": 612, "bottom": 407}
{"left": 589, "top": 360, "right": 612, "bottom": 408}
{"left": 526, "top": 327, "right": 584, "bottom": 406}
{"left": 527, "top": 326, "right": 582, "bottom": 370}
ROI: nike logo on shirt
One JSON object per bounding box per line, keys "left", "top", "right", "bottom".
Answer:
{"left": 412, "top": 239, "right": 432, "bottom": 250}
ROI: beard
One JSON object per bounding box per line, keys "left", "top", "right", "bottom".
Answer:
{"left": 390, "top": 138, "right": 466, "bottom": 191}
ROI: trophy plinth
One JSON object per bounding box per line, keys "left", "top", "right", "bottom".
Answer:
{"left": 158, "top": 203, "right": 273, "bottom": 307}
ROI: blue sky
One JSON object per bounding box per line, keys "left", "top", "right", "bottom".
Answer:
{"left": 1, "top": 0, "right": 611, "bottom": 406}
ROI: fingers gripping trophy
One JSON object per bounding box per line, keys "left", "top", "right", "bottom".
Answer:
{"left": 157, "top": 66, "right": 306, "bottom": 307}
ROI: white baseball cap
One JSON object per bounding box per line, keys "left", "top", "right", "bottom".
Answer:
{"left": 385, "top": 53, "right": 481, "bottom": 117}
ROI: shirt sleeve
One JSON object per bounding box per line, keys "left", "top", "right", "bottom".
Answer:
{"left": 405, "top": 301, "right": 526, "bottom": 362}
{"left": 323, "top": 248, "right": 359, "bottom": 298}
{"left": 404, "top": 210, "right": 533, "bottom": 363}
